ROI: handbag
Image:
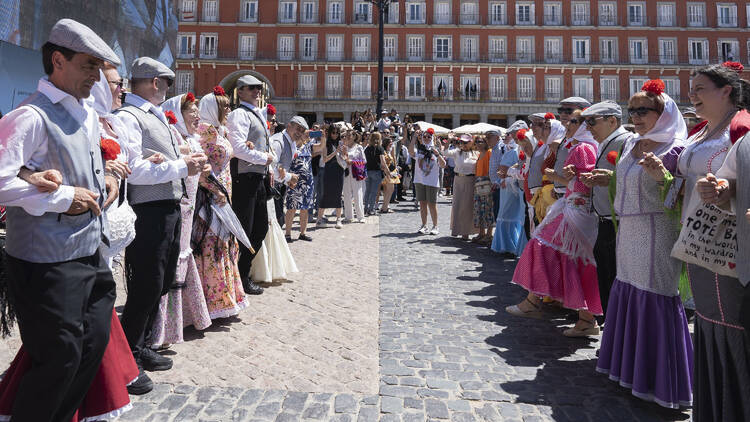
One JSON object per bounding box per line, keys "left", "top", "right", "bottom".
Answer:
{"left": 474, "top": 178, "right": 492, "bottom": 196}
{"left": 351, "top": 160, "right": 367, "bottom": 181}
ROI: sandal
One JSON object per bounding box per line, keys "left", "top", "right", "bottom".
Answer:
{"left": 563, "top": 318, "right": 600, "bottom": 337}
{"left": 506, "top": 298, "right": 543, "bottom": 319}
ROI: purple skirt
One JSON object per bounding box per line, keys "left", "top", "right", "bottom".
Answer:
{"left": 596, "top": 279, "right": 693, "bottom": 409}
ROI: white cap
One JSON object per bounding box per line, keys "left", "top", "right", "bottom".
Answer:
{"left": 236, "top": 74, "right": 263, "bottom": 88}
{"left": 130, "top": 57, "right": 175, "bottom": 80}
{"left": 288, "top": 115, "right": 309, "bottom": 130}
{"left": 47, "top": 18, "right": 120, "bottom": 66}
{"left": 560, "top": 96, "right": 592, "bottom": 108}
{"left": 508, "top": 120, "right": 528, "bottom": 132}
{"left": 581, "top": 100, "right": 622, "bottom": 118}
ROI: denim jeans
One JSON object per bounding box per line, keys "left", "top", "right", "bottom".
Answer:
{"left": 364, "top": 171, "right": 383, "bottom": 213}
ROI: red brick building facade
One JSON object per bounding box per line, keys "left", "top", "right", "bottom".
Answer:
{"left": 175, "top": 0, "right": 750, "bottom": 127}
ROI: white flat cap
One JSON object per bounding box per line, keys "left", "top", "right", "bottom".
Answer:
{"left": 528, "top": 112, "right": 546, "bottom": 121}
{"left": 130, "top": 57, "right": 174, "bottom": 80}
{"left": 508, "top": 120, "right": 528, "bottom": 132}
{"left": 289, "top": 115, "right": 309, "bottom": 130}
{"left": 48, "top": 18, "right": 120, "bottom": 66}
{"left": 485, "top": 129, "right": 502, "bottom": 136}
{"left": 560, "top": 96, "right": 592, "bottom": 108}
{"left": 236, "top": 75, "right": 263, "bottom": 88}
{"left": 582, "top": 100, "right": 622, "bottom": 118}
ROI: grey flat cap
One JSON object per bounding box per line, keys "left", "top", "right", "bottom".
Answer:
{"left": 485, "top": 129, "right": 502, "bottom": 136}
{"left": 528, "top": 112, "right": 546, "bottom": 121}
{"left": 130, "top": 57, "right": 174, "bottom": 80}
{"left": 237, "top": 75, "right": 263, "bottom": 88}
{"left": 560, "top": 96, "right": 592, "bottom": 108}
{"left": 508, "top": 120, "right": 528, "bottom": 132}
{"left": 289, "top": 115, "right": 309, "bottom": 130}
{"left": 48, "top": 18, "right": 120, "bottom": 66}
{"left": 582, "top": 101, "right": 622, "bottom": 118}
{"left": 682, "top": 107, "right": 697, "bottom": 116}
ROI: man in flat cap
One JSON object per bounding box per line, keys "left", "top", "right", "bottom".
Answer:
{"left": 227, "top": 74, "right": 274, "bottom": 294}
{"left": 552, "top": 97, "right": 592, "bottom": 198}
{"left": 0, "top": 18, "right": 121, "bottom": 420}
{"left": 115, "top": 56, "right": 208, "bottom": 375}
{"left": 579, "top": 100, "right": 633, "bottom": 317}
{"left": 270, "top": 115, "right": 304, "bottom": 232}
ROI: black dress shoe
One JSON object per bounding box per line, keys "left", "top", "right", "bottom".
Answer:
{"left": 243, "top": 279, "right": 264, "bottom": 295}
{"left": 127, "top": 368, "right": 154, "bottom": 395}
{"left": 140, "top": 348, "right": 172, "bottom": 371}
{"left": 298, "top": 233, "right": 313, "bottom": 241}
{"left": 285, "top": 235, "right": 293, "bottom": 243}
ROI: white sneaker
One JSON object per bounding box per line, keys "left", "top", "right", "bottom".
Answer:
{"left": 429, "top": 226, "right": 439, "bottom": 235}
{"left": 357, "top": 218, "right": 366, "bottom": 223}
{"left": 417, "top": 225, "right": 428, "bottom": 234}
{"left": 335, "top": 220, "right": 343, "bottom": 229}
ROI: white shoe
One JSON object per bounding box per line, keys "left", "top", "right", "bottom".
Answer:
{"left": 429, "top": 226, "right": 439, "bottom": 235}
{"left": 335, "top": 221, "right": 343, "bottom": 229}
{"left": 357, "top": 218, "right": 366, "bottom": 223}
{"left": 417, "top": 225, "right": 428, "bottom": 234}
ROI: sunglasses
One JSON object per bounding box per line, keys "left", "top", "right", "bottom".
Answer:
{"left": 159, "top": 77, "right": 173, "bottom": 87}
{"left": 628, "top": 107, "right": 659, "bottom": 118}
{"left": 584, "top": 116, "right": 606, "bottom": 127}
{"left": 557, "top": 107, "right": 575, "bottom": 115}
{"left": 569, "top": 119, "right": 582, "bottom": 125}
{"left": 107, "top": 79, "right": 123, "bottom": 89}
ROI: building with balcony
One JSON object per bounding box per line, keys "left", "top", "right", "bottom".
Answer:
{"left": 176, "top": 0, "right": 750, "bottom": 128}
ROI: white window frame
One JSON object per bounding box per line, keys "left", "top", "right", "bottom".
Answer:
{"left": 461, "top": 36, "right": 478, "bottom": 61}
{"left": 489, "top": 75, "right": 507, "bottom": 101}
{"left": 406, "top": 1, "right": 426, "bottom": 24}
{"left": 180, "top": 0, "right": 197, "bottom": 21}
{"left": 658, "top": 38, "right": 676, "bottom": 64}
{"left": 386, "top": 1, "right": 399, "bottom": 23}
{"left": 599, "top": 37, "right": 618, "bottom": 64}
{"left": 202, "top": 0, "right": 218, "bottom": 22}
{"left": 407, "top": 35, "right": 424, "bottom": 61}
{"left": 688, "top": 38, "right": 709, "bottom": 65}
{"left": 629, "top": 77, "right": 649, "bottom": 96}
{"left": 460, "top": 75, "right": 480, "bottom": 101}
{"left": 433, "top": 74, "right": 453, "bottom": 99}
{"left": 298, "top": 73, "right": 316, "bottom": 99}
{"left": 598, "top": 1, "right": 617, "bottom": 26}
{"left": 383, "top": 35, "right": 397, "bottom": 60}
{"left": 573, "top": 76, "right": 594, "bottom": 102}
{"left": 488, "top": 36, "right": 507, "bottom": 62}
{"left": 516, "top": 36, "right": 534, "bottom": 63}
{"left": 717, "top": 39, "right": 740, "bottom": 62}
{"left": 383, "top": 74, "right": 398, "bottom": 99}
{"left": 629, "top": 38, "right": 647, "bottom": 64}
{"left": 328, "top": 1, "right": 344, "bottom": 23}
{"left": 543, "top": 1, "right": 562, "bottom": 26}
{"left": 489, "top": 1, "right": 508, "bottom": 24}
{"left": 571, "top": 1, "right": 590, "bottom": 25}
{"left": 747, "top": 4, "right": 750, "bottom": 27}
{"left": 434, "top": 1, "right": 452, "bottom": 24}
{"left": 300, "top": 1, "right": 318, "bottom": 23}
{"left": 627, "top": 2, "right": 645, "bottom": 26}
{"left": 239, "top": 0, "right": 258, "bottom": 22}
{"left": 545, "top": 76, "right": 562, "bottom": 102}
{"left": 199, "top": 33, "right": 218, "bottom": 59}
{"left": 279, "top": 1, "right": 297, "bottom": 23}
{"left": 573, "top": 37, "right": 590, "bottom": 64}
{"left": 177, "top": 33, "right": 196, "bottom": 58}
{"left": 516, "top": 2, "right": 535, "bottom": 25}
{"left": 517, "top": 75, "right": 535, "bottom": 102}
{"left": 600, "top": 76, "right": 618, "bottom": 101}
{"left": 433, "top": 35, "right": 452, "bottom": 60}
{"left": 717, "top": 3, "right": 738, "bottom": 27}
{"left": 175, "top": 70, "right": 194, "bottom": 94}
{"left": 406, "top": 74, "right": 425, "bottom": 99}
{"left": 460, "top": 1, "right": 479, "bottom": 24}
{"left": 663, "top": 78, "right": 680, "bottom": 100}
{"left": 326, "top": 34, "right": 344, "bottom": 61}
{"left": 544, "top": 37, "right": 562, "bottom": 63}
{"left": 278, "top": 34, "right": 295, "bottom": 60}
{"left": 354, "top": 1, "right": 372, "bottom": 24}
{"left": 326, "top": 73, "right": 343, "bottom": 99}
{"left": 353, "top": 34, "right": 371, "bottom": 61}
{"left": 686, "top": 2, "right": 705, "bottom": 27}
{"left": 300, "top": 34, "right": 317, "bottom": 61}
{"left": 351, "top": 73, "right": 371, "bottom": 99}
{"left": 657, "top": 2, "right": 675, "bottom": 26}
{"left": 238, "top": 33, "right": 257, "bottom": 60}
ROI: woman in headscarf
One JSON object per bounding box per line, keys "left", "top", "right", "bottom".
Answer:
{"left": 443, "top": 134, "right": 480, "bottom": 239}
{"left": 531, "top": 115, "right": 567, "bottom": 220}
{"left": 491, "top": 129, "right": 529, "bottom": 258}
{"left": 506, "top": 111, "right": 602, "bottom": 337}
{"left": 192, "top": 87, "right": 250, "bottom": 319}
{"left": 595, "top": 80, "right": 692, "bottom": 409}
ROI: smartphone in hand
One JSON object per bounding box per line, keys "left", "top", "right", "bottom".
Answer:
{"left": 309, "top": 130, "right": 323, "bottom": 139}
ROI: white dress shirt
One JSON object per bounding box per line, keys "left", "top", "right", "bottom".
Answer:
{"left": 226, "top": 100, "right": 271, "bottom": 165}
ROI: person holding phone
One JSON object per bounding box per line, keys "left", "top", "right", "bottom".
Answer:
{"left": 285, "top": 123, "right": 326, "bottom": 240}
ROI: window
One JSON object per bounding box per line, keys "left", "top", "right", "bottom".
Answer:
{"left": 177, "top": 33, "right": 195, "bottom": 58}
{"left": 298, "top": 73, "right": 316, "bottom": 99}
{"left": 747, "top": 4, "right": 750, "bottom": 27}
{"left": 657, "top": 3, "right": 675, "bottom": 26}
{"left": 300, "top": 35, "right": 317, "bottom": 60}
{"left": 383, "top": 74, "right": 398, "bottom": 99}
{"left": 200, "top": 33, "right": 217, "bottom": 58}
{"left": 717, "top": 3, "right": 738, "bottom": 27}
{"left": 573, "top": 37, "right": 590, "bottom": 63}
{"left": 574, "top": 77, "right": 594, "bottom": 102}
{"left": 301, "top": 1, "right": 317, "bottom": 23}
{"left": 545, "top": 76, "right": 562, "bottom": 102}
{"left": 572, "top": 2, "right": 590, "bottom": 25}
{"left": 180, "top": 0, "right": 196, "bottom": 21}
{"left": 516, "top": 36, "right": 534, "bottom": 63}
{"left": 383, "top": 35, "right": 397, "bottom": 60}
{"left": 688, "top": 38, "right": 709, "bottom": 64}
{"left": 386, "top": 2, "right": 399, "bottom": 23}
{"left": 461, "top": 36, "right": 478, "bottom": 61}
{"left": 544, "top": 37, "right": 562, "bottom": 63}
{"left": 406, "top": 1, "right": 426, "bottom": 23}
{"left": 600, "top": 37, "right": 618, "bottom": 63}
{"left": 629, "top": 38, "right": 647, "bottom": 64}
{"left": 354, "top": 2, "right": 371, "bottom": 23}
{"left": 407, "top": 35, "right": 424, "bottom": 60}
{"left": 663, "top": 78, "right": 680, "bottom": 100}
{"left": 627, "top": 2, "right": 645, "bottom": 26}
{"left": 687, "top": 3, "right": 705, "bottom": 27}
{"left": 488, "top": 36, "right": 507, "bottom": 62}
{"left": 460, "top": 1, "right": 478, "bottom": 24}
{"left": 659, "top": 38, "right": 676, "bottom": 64}
{"left": 490, "top": 2, "right": 507, "bottom": 24}
{"left": 629, "top": 77, "right": 648, "bottom": 96}
{"left": 490, "top": 75, "right": 507, "bottom": 101}
{"left": 435, "top": 1, "right": 451, "bottom": 24}
{"left": 353, "top": 35, "right": 370, "bottom": 61}
{"left": 516, "top": 2, "right": 535, "bottom": 25}
{"left": 406, "top": 74, "right": 425, "bottom": 99}
{"left": 600, "top": 76, "right": 618, "bottom": 101}
{"left": 517, "top": 75, "right": 535, "bottom": 102}
{"left": 175, "top": 71, "right": 193, "bottom": 94}
{"left": 279, "top": 1, "right": 296, "bottom": 23}
{"left": 460, "top": 75, "right": 480, "bottom": 100}
{"left": 544, "top": 2, "right": 562, "bottom": 25}
{"left": 278, "top": 35, "right": 294, "bottom": 60}
{"left": 598, "top": 1, "right": 617, "bottom": 25}
{"left": 433, "top": 74, "right": 453, "bottom": 99}
{"left": 203, "top": 0, "right": 218, "bottom": 22}
{"left": 326, "top": 73, "right": 343, "bottom": 99}
{"left": 240, "top": 0, "right": 258, "bottom": 22}
{"left": 328, "top": 1, "right": 343, "bottom": 23}
{"left": 327, "top": 35, "right": 343, "bottom": 60}
{"left": 351, "top": 74, "right": 371, "bottom": 99}
{"left": 718, "top": 39, "right": 739, "bottom": 62}
{"left": 239, "top": 34, "right": 256, "bottom": 59}
{"left": 434, "top": 36, "right": 452, "bottom": 60}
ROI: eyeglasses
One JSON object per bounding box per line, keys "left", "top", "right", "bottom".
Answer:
{"left": 584, "top": 116, "right": 606, "bottom": 127}
{"left": 107, "top": 79, "right": 123, "bottom": 89}
{"left": 628, "top": 107, "right": 659, "bottom": 118}
{"left": 159, "top": 77, "right": 173, "bottom": 87}
{"left": 557, "top": 107, "right": 575, "bottom": 115}
{"left": 569, "top": 119, "right": 582, "bottom": 125}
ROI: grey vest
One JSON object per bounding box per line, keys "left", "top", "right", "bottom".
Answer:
{"left": 553, "top": 138, "right": 571, "bottom": 192}
{"left": 592, "top": 130, "right": 632, "bottom": 217}
{"left": 235, "top": 105, "right": 270, "bottom": 174}
{"left": 278, "top": 132, "right": 294, "bottom": 171}
{"left": 115, "top": 105, "right": 184, "bottom": 204}
{"left": 527, "top": 143, "right": 545, "bottom": 190}
{"left": 5, "top": 92, "right": 109, "bottom": 263}
{"left": 735, "top": 133, "right": 750, "bottom": 285}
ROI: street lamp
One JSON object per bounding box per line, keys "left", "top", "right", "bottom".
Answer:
{"left": 369, "top": 0, "right": 397, "bottom": 115}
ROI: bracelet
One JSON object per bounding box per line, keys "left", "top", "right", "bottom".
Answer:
{"left": 104, "top": 171, "right": 119, "bottom": 180}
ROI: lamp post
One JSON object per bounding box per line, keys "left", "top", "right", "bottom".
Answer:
{"left": 369, "top": 0, "right": 396, "bottom": 115}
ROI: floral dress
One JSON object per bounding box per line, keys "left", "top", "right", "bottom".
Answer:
{"left": 193, "top": 123, "right": 249, "bottom": 319}
{"left": 286, "top": 142, "right": 314, "bottom": 210}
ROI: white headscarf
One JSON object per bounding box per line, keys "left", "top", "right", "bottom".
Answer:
{"left": 87, "top": 69, "right": 113, "bottom": 118}
{"left": 631, "top": 92, "right": 687, "bottom": 150}
{"left": 161, "top": 94, "right": 190, "bottom": 137}
{"left": 198, "top": 92, "right": 221, "bottom": 129}
{"left": 546, "top": 119, "right": 566, "bottom": 145}
{"left": 570, "top": 122, "right": 599, "bottom": 154}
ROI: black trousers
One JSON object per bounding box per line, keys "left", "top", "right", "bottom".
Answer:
{"left": 594, "top": 218, "right": 617, "bottom": 315}
{"left": 232, "top": 172, "right": 268, "bottom": 280}
{"left": 273, "top": 183, "right": 287, "bottom": 227}
{"left": 6, "top": 251, "right": 115, "bottom": 422}
{"left": 121, "top": 201, "right": 181, "bottom": 353}
{"left": 492, "top": 189, "right": 500, "bottom": 221}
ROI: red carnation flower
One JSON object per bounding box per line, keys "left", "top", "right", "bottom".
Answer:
{"left": 641, "top": 79, "right": 665, "bottom": 96}
{"left": 516, "top": 128, "right": 527, "bottom": 141}
{"left": 722, "top": 61, "right": 744, "bottom": 73}
{"left": 606, "top": 150, "right": 619, "bottom": 165}
{"left": 544, "top": 112, "right": 555, "bottom": 120}
{"left": 518, "top": 151, "right": 526, "bottom": 161}
{"left": 213, "top": 85, "right": 226, "bottom": 97}
{"left": 537, "top": 140, "right": 544, "bottom": 147}
{"left": 185, "top": 92, "right": 196, "bottom": 102}
{"left": 100, "top": 138, "right": 121, "bottom": 161}
{"left": 427, "top": 128, "right": 435, "bottom": 135}
{"left": 164, "top": 110, "right": 178, "bottom": 125}
{"left": 565, "top": 141, "right": 573, "bottom": 149}
{"left": 266, "top": 104, "right": 277, "bottom": 116}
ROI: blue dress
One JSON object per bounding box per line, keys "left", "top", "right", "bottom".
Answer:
{"left": 286, "top": 142, "right": 314, "bottom": 210}
{"left": 491, "top": 146, "right": 528, "bottom": 256}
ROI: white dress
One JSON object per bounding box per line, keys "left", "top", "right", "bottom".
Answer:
{"left": 250, "top": 199, "right": 298, "bottom": 282}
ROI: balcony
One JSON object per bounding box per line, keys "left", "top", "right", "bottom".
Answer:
{"left": 434, "top": 14, "right": 452, "bottom": 24}
{"left": 598, "top": 14, "right": 617, "bottom": 26}
{"left": 543, "top": 14, "right": 562, "bottom": 26}
{"left": 177, "top": 49, "right": 195, "bottom": 59}
{"left": 571, "top": 13, "right": 590, "bottom": 26}
{"left": 238, "top": 10, "right": 258, "bottom": 23}
{"left": 199, "top": 48, "right": 217, "bottom": 59}
{"left": 460, "top": 13, "right": 479, "bottom": 25}
{"left": 353, "top": 13, "right": 371, "bottom": 24}
{"left": 327, "top": 13, "right": 344, "bottom": 24}
{"left": 717, "top": 16, "right": 738, "bottom": 27}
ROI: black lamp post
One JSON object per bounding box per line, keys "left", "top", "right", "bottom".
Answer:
{"left": 369, "top": 0, "right": 396, "bottom": 115}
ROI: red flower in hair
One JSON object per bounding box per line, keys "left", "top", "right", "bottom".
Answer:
{"left": 516, "top": 128, "right": 527, "bottom": 141}
{"left": 518, "top": 151, "right": 526, "bottom": 161}
{"left": 606, "top": 150, "right": 619, "bottom": 165}
{"left": 641, "top": 79, "right": 665, "bottom": 96}
{"left": 185, "top": 92, "right": 195, "bottom": 102}
{"left": 544, "top": 112, "right": 555, "bottom": 120}
{"left": 427, "top": 128, "right": 435, "bottom": 135}
{"left": 100, "top": 137, "right": 121, "bottom": 161}
{"left": 164, "top": 110, "right": 178, "bottom": 125}
{"left": 213, "top": 86, "right": 226, "bottom": 97}
{"left": 722, "top": 61, "right": 744, "bottom": 73}
{"left": 266, "top": 104, "right": 277, "bottom": 116}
